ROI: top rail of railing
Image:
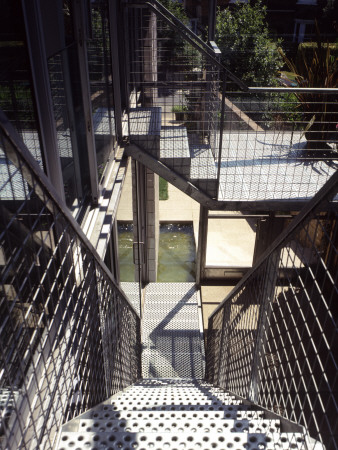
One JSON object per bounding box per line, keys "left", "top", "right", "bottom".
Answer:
{"left": 126, "top": 0, "right": 338, "bottom": 95}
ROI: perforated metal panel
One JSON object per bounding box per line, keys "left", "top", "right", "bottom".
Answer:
{"left": 57, "top": 379, "right": 315, "bottom": 450}
{"left": 142, "top": 283, "right": 204, "bottom": 379}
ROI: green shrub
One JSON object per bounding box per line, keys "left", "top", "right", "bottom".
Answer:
{"left": 159, "top": 177, "right": 169, "bottom": 200}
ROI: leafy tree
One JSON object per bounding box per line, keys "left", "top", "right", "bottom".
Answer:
{"left": 215, "top": 0, "right": 283, "bottom": 86}
{"left": 160, "top": 0, "right": 190, "bottom": 26}
{"left": 158, "top": 0, "right": 201, "bottom": 74}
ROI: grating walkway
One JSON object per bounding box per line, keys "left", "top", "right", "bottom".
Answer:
{"left": 142, "top": 283, "right": 205, "bottom": 379}
{"left": 217, "top": 132, "right": 338, "bottom": 202}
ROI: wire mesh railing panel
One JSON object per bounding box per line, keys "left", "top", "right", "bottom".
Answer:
{"left": 0, "top": 117, "right": 141, "bottom": 449}
{"left": 127, "top": 6, "right": 222, "bottom": 198}
{"left": 206, "top": 171, "right": 338, "bottom": 449}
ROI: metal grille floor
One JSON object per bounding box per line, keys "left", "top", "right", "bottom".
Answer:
{"left": 217, "top": 132, "right": 337, "bottom": 202}
{"left": 142, "top": 283, "right": 205, "bottom": 379}
{"left": 57, "top": 379, "right": 320, "bottom": 450}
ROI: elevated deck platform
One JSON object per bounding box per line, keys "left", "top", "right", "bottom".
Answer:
{"left": 217, "top": 132, "right": 337, "bottom": 204}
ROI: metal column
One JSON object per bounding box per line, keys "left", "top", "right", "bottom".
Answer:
{"left": 21, "top": 0, "right": 65, "bottom": 202}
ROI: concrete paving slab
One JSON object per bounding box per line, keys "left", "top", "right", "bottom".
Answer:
{"left": 200, "top": 285, "right": 236, "bottom": 333}
{"left": 206, "top": 217, "right": 255, "bottom": 267}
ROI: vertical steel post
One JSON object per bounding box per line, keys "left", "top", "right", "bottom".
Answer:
{"left": 196, "top": 206, "right": 209, "bottom": 286}
{"left": 208, "top": 0, "right": 217, "bottom": 42}
{"left": 216, "top": 71, "right": 227, "bottom": 198}
{"left": 21, "top": 0, "right": 65, "bottom": 202}
{"left": 73, "top": 0, "right": 99, "bottom": 204}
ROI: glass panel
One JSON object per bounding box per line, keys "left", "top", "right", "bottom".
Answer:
{"left": 88, "top": 0, "right": 116, "bottom": 182}
{"left": 48, "top": 44, "right": 91, "bottom": 217}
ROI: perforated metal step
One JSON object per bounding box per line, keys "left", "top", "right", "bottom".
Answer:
{"left": 160, "top": 126, "right": 191, "bottom": 177}
{"left": 129, "top": 107, "right": 161, "bottom": 157}
{"left": 58, "top": 430, "right": 307, "bottom": 449}
{"left": 57, "top": 377, "right": 318, "bottom": 450}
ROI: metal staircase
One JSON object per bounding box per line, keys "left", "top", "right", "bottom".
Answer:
{"left": 57, "top": 379, "right": 313, "bottom": 450}
{"left": 56, "top": 281, "right": 323, "bottom": 450}
{"left": 124, "top": 0, "right": 337, "bottom": 211}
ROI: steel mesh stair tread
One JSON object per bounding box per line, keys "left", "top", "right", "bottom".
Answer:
{"left": 159, "top": 126, "right": 191, "bottom": 177}
{"left": 142, "top": 283, "right": 203, "bottom": 379}
{"left": 160, "top": 126, "right": 190, "bottom": 157}
{"left": 57, "top": 430, "right": 307, "bottom": 450}
{"left": 190, "top": 144, "right": 217, "bottom": 180}
{"left": 120, "top": 282, "right": 140, "bottom": 314}
{"left": 92, "top": 107, "right": 115, "bottom": 135}
{"left": 64, "top": 417, "right": 281, "bottom": 434}
{"left": 128, "top": 107, "right": 162, "bottom": 157}
{"left": 71, "top": 409, "right": 266, "bottom": 421}
{"left": 129, "top": 108, "right": 161, "bottom": 136}
{"left": 145, "top": 282, "right": 196, "bottom": 294}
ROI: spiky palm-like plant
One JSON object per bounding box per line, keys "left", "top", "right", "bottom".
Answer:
{"left": 279, "top": 26, "right": 338, "bottom": 154}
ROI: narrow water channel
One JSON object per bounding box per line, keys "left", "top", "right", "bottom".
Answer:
{"left": 157, "top": 223, "right": 196, "bottom": 282}
{"left": 118, "top": 222, "right": 196, "bottom": 282}
{"left": 118, "top": 222, "right": 134, "bottom": 282}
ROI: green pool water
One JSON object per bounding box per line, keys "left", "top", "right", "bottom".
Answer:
{"left": 118, "top": 223, "right": 134, "bottom": 282}
{"left": 118, "top": 223, "right": 196, "bottom": 282}
{"left": 157, "top": 223, "right": 196, "bottom": 282}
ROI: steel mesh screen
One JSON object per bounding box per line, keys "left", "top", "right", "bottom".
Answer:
{"left": 0, "top": 121, "right": 141, "bottom": 449}
{"left": 126, "top": 2, "right": 337, "bottom": 206}
{"left": 127, "top": 6, "right": 222, "bottom": 198}
{"left": 206, "top": 173, "right": 338, "bottom": 448}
